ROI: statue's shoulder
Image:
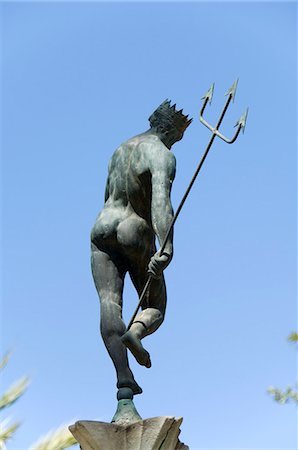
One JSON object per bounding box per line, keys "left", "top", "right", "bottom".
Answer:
{"left": 116, "top": 133, "right": 175, "bottom": 171}
{"left": 137, "top": 136, "right": 176, "bottom": 176}
{"left": 137, "top": 135, "right": 175, "bottom": 159}
{"left": 119, "top": 133, "right": 160, "bottom": 156}
{"left": 123, "top": 133, "right": 159, "bottom": 148}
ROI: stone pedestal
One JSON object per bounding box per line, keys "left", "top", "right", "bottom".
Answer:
{"left": 69, "top": 416, "right": 189, "bottom": 450}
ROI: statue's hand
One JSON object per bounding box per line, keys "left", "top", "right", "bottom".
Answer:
{"left": 148, "top": 251, "right": 172, "bottom": 279}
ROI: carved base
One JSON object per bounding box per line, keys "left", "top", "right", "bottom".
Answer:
{"left": 69, "top": 416, "right": 189, "bottom": 450}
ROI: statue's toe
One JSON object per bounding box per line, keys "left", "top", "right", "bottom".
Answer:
{"left": 145, "top": 354, "right": 151, "bottom": 368}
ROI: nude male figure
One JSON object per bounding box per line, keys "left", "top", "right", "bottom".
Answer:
{"left": 91, "top": 100, "right": 192, "bottom": 399}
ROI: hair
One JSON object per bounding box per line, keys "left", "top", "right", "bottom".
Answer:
{"left": 149, "top": 99, "right": 192, "bottom": 134}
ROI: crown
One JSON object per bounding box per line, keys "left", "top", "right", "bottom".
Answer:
{"left": 149, "top": 99, "right": 192, "bottom": 133}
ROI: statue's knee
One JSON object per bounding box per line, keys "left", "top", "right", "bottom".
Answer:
{"left": 150, "top": 308, "right": 163, "bottom": 325}
{"left": 158, "top": 311, "right": 164, "bottom": 326}
{"left": 154, "top": 310, "right": 164, "bottom": 328}
{"left": 134, "top": 307, "right": 163, "bottom": 333}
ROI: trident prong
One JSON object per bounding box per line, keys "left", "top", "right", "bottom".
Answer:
{"left": 200, "top": 79, "right": 248, "bottom": 144}
{"left": 201, "top": 83, "right": 215, "bottom": 105}
{"left": 225, "top": 78, "right": 238, "bottom": 102}
{"left": 200, "top": 83, "right": 215, "bottom": 133}
{"left": 236, "top": 107, "right": 249, "bottom": 133}
{"left": 214, "top": 108, "right": 249, "bottom": 143}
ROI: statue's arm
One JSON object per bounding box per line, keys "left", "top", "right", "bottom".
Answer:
{"left": 104, "top": 177, "right": 110, "bottom": 202}
{"left": 104, "top": 160, "right": 112, "bottom": 202}
{"left": 149, "top": 146, "right": 176, "bottom": 260}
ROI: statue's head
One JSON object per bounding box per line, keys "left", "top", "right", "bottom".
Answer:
{"left": 149, "top": 100, "right": 192, "bottom": 148}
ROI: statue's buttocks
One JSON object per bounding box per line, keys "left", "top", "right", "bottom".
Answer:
{"left": 91, "top": 204, "right": 153, "bottom": 254}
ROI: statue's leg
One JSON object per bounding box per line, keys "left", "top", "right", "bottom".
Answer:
{"left": 91, "top": 243, "right": 142, "bottom": 395}
{"left": 131, "top": 273, "right": 166, "bottom": 335}
{"left": 121, "top": 259, "right": 166, "bottom": 368}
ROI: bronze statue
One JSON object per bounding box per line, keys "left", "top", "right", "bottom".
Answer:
{"left": 69, "top": 84, "right": 248, "bottom": 445}
{"left": 90, "top": 100, "right": 192, "bottom": 404}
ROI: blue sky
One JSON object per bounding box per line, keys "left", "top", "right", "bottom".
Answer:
{"left": 1, "top": 2, "right": 297, "bottom": 449}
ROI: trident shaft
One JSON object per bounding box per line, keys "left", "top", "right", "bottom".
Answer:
{"left": 127, "top": 80, "right": 248, "bottom": 330}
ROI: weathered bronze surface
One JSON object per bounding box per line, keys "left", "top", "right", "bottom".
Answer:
{"left": 90, "top": 100, "right": 191, "bottom": 402}
{"left": 90, "top": 85, "right": 247, "bottom": 418}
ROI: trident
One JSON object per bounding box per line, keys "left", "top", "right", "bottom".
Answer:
{"left": 127, "top": 80, "right": 248, "bottom": 330}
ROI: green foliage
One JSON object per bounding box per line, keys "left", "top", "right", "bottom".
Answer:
{"left": 29, "top": 424, "right": 78, "bottom": 450}
{"left": 0, "top": 377, "right": 30, "bottom": 410}
{"left": 0, "top": 352, "right": 28, "bottom": 447}
{"left": 0, "top": 353, "right": 78, "bottom": 449}
{"left": 268, "top": 333, "right": 298, "bottom": 405}
{"left": 0, "top": 352, "right": 12, "bottom": 371}
{"left": 0, "top": 419, "right": 21, "bottom": 449}
{"left": 267, "top": 385, "right": 298, "bottom": 404}
{"left": 287, "top": 332, "right": 298, "bottom": 343}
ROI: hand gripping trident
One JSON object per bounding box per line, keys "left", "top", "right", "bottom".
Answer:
{"left": 127, "top": 80, "right": 248, "bottom": 330}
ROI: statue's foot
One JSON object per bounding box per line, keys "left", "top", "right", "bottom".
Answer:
{"left": 117, "top": 375, "right": 143, "bottom": 395}
{"left": 121, "top": 330, "right": 152, "bottom": 368}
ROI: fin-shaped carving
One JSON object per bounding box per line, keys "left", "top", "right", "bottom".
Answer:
{"left": 69, "top": 416, "right": 189, "bottom": 450}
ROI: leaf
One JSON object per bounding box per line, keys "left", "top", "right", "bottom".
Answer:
{"left": 267, "top": 386, "right": 298, "bottom": 404}
{"left": 287, "top": 332, "right": 298, "bottom": 342}
{"left": 0, "top": 352, "right": 12, "bottom": 372}
{"left": 29, "top": 423, "right": 78, "bottom": 450}
{"left": 0, "top": 377, "right": 30, "bottom": 410}
{"left": 0, "top": 419, "right": 20, "bottom": 446}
